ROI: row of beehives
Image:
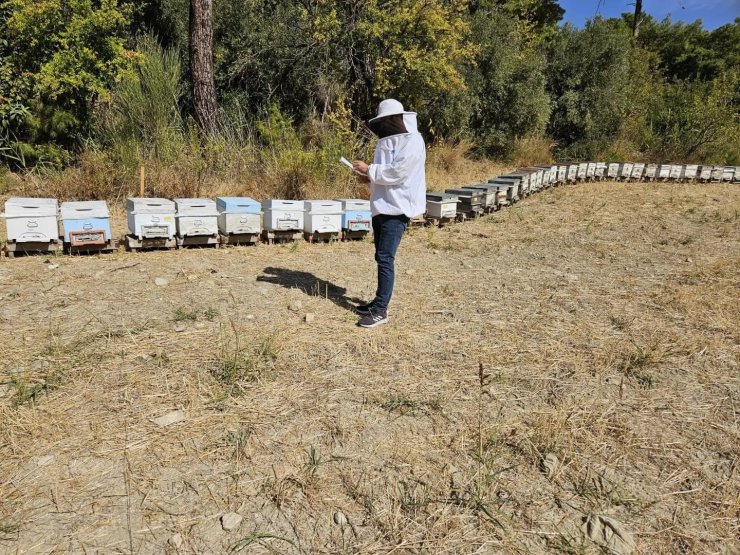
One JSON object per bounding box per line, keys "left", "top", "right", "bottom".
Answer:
{"left": 2, "top": 161, "right": 737, "bottom": 256}
{"left": 0, "top": 197, "right": 374, "bottom": 255}
{"left": 423, "top": 162, "right": 738, "bottom": 223}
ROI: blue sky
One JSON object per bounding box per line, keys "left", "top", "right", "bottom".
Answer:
{"left": 559, "top": 0, "right": 740, "bottom": 30}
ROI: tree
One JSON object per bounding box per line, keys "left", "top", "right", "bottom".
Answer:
{"left": 0, "top": 0, "right": 134, "bottom": 165}
{"left": 189, "top": 0, "right": 219, "bottom": 134}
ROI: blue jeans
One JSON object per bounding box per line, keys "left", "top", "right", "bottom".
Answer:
{"left": 372, "top": 214, "right": 409, "bottom": 313}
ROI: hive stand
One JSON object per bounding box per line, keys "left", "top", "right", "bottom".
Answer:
{"left": 304, "top": 231, "right": 340, "bottom": 243}
{"left": 125, "top": 234, "right": 178, "bottom": 252}
{"left": 262, "top": 230, "right": 303, "bottom": 245}
{"left": 219, "top": 233, "right": 260, "bottom": 246}
{"left": 65, "top": 239, "right": 118, "bottom": 255}
{"left": 3, "top": 240, "right": 61, "bottom": 258}
{"left": 176, "top": 235, "right": 220, "bottom": 248}
{"left": 424, "top": 215, "right": 457, "bottom": 228}
{"left": 409, "top": 216, "right": 426, "bottom": 228}
{"left": 342, "top": 230, "right": 370, "bottom": 241}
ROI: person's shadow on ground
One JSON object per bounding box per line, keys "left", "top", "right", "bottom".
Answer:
{"left": 256, "top": 267, "right": 365, "bottom": 312}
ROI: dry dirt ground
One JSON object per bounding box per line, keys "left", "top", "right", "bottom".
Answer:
{"left": 0, "top": 182, "right": 738, "bottom": 555}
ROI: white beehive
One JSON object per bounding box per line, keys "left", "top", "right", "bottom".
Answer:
{"left": 263, "top": 200, "right": 305, "bottom": 232}
{"left": 669, "top": 165, "right": 684, "bottom": 180}
{"left": 3, "top": 197, "right": 59, "bottom": 243}
{"left": 699, "top": 165, "right": 713, "bottom": 181}
{"left": 645, "top": 164, "right": 658, "bottom": 180}
{"left": 710, "top": 166, "right": 724, "bottom": 182}
{"left": 620, "top": 163, "right": 634, "bottom": 179}
{"left": 216, "top": 197, "right": 261, "bottom": 236}
{"left": 595, "top": 162, "right": 607, "bottom": 179}
{"left": 607, "top": 163, "right": 620, "bottom": 179}
{"left": 683, "top": 165, "right": 698, "bottom": 181}
{"left": 586, "top": 163, "right": 596, "bottom": 179}
{"left": 126, "top": 198, "right": 176, "bottom": 240}
{"left": 658, "top": 165, "right": 672, "bottom": 180}
{"left": 303, "top": 200, "right": 342, "bottom": 234}
{"left": 722, "top": 167, "right": 735, "bottom": 182}
{"left": 426, "top": 193, "right": 459, "bottom": 219}
{"left": 577, "top": 163, "right": 588, "bottom": 180}
{"left": 734, "top": 167, "right": 740, "bottom": 183}
{"left": 557, "top": 165, "right": 568, "bottom": 183}
{"left": 631, "top": 163, "right": 645, "bottom": 181}
{"left": 567, "top": 164, "right": 579, "bottom": 182}
{"left": 175, "top": 198, "right": 219, "bottom": 237}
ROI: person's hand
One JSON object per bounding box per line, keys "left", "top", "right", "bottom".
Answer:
{"left": 352, "top": 160, "right": 369, "bottom": 175}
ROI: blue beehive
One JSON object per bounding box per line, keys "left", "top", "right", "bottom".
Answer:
{"left": 216, "top": 196, "right": 262, "bottom": 236}
{"left": 59, "top": 201, "right": 112, "bottom": 247}
{"left": 335, "top": 199, "right": 371, "bottom": 233}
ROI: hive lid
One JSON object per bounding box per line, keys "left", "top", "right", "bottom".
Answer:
{"left": 126, "top": 197, "right": 176, "bottom": 213}
{"left": 263, "top": 199, "right": 305, "bottom": 211}
{"left": 426, "top": 192, "right": 459, "bottom": 202}
{"left": 445, "top": 188, "right": 483, "bottom": 199}
{"left": 304, "top": 200, "right": 342, "bottom": 212}
{"left": 334, "top": 198, "right": 370, "bottom": 210}
{"left": 216, "top": 196, "right": 261, "bottom": 213}
{"left": 4, "top": 197, "right": 58, "bottom": 217}
{"left": 175, "top": 198, "right": 218, "bottom": 216}
{"left": 60, "top": 201, "right": 110, "bottom": 219}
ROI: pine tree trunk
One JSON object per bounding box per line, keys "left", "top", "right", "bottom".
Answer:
{"left": 632, "top": 0, "right": 643, "bottom": 38}
{"left": 190, "top": 0, "right": 219, "bottom": 135}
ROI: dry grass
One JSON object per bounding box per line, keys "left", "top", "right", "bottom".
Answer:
{"left": 0, "top": 182, "right": 738, "bottom": 554}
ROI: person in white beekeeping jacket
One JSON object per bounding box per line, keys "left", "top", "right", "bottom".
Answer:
{"left": 352, "top": 99, "right": 426, "bottom": 328}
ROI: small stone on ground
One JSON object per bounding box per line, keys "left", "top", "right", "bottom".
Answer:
{"left": 221, "top": 512, "right": 243, "bottom": 531}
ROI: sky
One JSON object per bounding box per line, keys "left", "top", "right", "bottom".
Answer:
{"left": 559, "top": 0, "right": 740, "bottom": 30}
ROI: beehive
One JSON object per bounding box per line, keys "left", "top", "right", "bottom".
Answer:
{"left": 303, "top": 200, "right": 342, "bottom": 234}
{"left": 59, "top": 201, "right": 112, "bottom": 246}
{"left": 444, "top": 188, "right": 485, "bottom": 217}
{"left": 645, "top": 164, "right": 658, "bottom": 180}
{"left": 489, "top": 178, "right": 520, "bottom": 202}
{"left": 463, "top": 184, "right": 498, "bottom": 212}
{"left": 3, "top": 197, "right": 59, "bottom": 243}
{"left": 263, "top": 200, "right": 305, "bottom": 232}
{"left": 683, "top": 165, "right": 698, "bottom": 181}
{"left": 335, "top": 199, "right": 371, "bottom": 232}
{"left": 722, "top": 167, "right": 735, "bottom": 182}
{"left": 607, "top": 163, "right": 620, "bottom": 179}
{"left": 175, "top": 199, "right": 219, "bottom": 237}
{"left": 595, "top": 163, "right": 607, "bottom": 180}
{"left": 426, "top": 192, "right": 459, "bottom": 219}
{"left": 620, "top": 163, "right": 634, "bottom": 180}
{"left": 216, "top": 197, "right": 261, "bottom": 236}
{"left": 577, "top": 163, "right": 588, "bottom": 180}
{"left": 126, "top": 198, "right": 176, "bottom": 240}
{"left": 557, "top": 165, "right": 568, "bottom": 183}
{"left": 669, "top": 165, "right": 684, "bottom": 180}
{"left": 567, "top": 164, "right": 579, "bottom": 182}
{"left": 658, "top": 165, "right": 672, "bottom": 180}
{"left": 698, "top": 165, "right": 713, "bottom": 182}
{"left": 710, "top": 166, "right": 724, "bottom": 182}
{"left": 631, "top": 163, "right": 645, "bottom": 181}
{"left": 586, "top": 163, "right": 596, "bottom": 180}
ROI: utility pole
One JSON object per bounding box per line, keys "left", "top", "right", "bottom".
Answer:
{"left": 632, "top": 0, "right": 643, "bottom": 38}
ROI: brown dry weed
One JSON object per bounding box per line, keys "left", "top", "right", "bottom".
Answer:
{"left": 0, "top": 182, "right": 738, "bottom": 554}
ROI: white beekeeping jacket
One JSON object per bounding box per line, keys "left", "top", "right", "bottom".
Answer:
{"left": 367, "top": 113, "right": 427, "bottom": 218}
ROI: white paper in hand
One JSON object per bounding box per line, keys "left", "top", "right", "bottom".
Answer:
{"left": 339, "top": 156, "right": 355, "bottom": 171}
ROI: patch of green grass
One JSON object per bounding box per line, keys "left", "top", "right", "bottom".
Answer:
{"left": 11, "top": 373, "right": 58, "bottom": 408}
{"left": 203, "top": 307, "right": 220, "bottom": 321}
{"left": 380, "top": 395, "right": 441, "bottom": 416}
{"left": 226, "top": 427, "right": 251, "bottom": 451}
{"left": 213, "top": 329, "right": 280, "bottom": 391}
{"left": 173, "top": 306, "right": 199, "bottom": 322}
